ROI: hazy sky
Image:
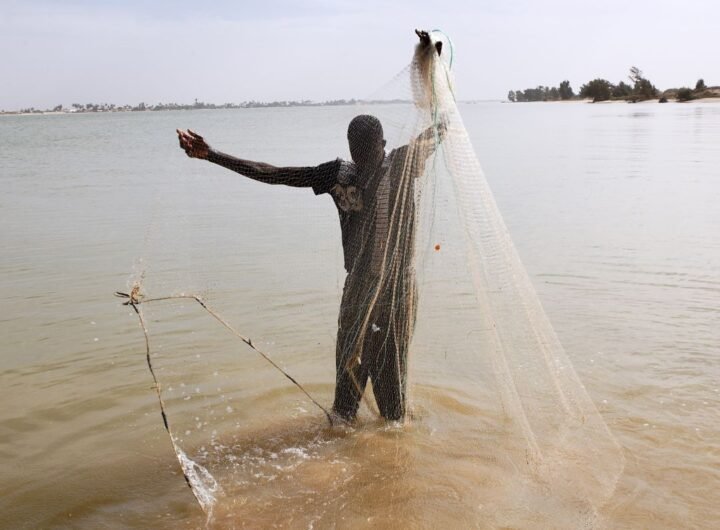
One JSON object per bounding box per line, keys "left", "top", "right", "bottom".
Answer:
{"left": 1, "top": 0, "right": 718, "bottom": 109}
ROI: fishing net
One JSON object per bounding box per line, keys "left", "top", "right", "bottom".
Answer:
{"left": 120, "top": 30, "right": 624, "bottom": 528}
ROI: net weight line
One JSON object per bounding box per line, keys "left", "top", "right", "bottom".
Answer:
{"left": 115, "top": 285, "right": 335, "bottom": 510}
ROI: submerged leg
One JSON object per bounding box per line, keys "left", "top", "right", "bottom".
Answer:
{"left": 332, "top": 344, "right": 369, "bottom": 421}
{"left": 370, "top": 321, "right": 407, "bottom": 421}
{"left": 332, "top": 293, "right": 370, "bottom": 421}
{"left": 371, "top": 277, "right": 416, "bottom": 421}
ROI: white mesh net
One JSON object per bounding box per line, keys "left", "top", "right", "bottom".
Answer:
{"left": 123, "top": 30, "right": 624, "bottom": 528}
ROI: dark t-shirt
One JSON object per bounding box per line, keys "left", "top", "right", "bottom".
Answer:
{"left": 311, "top": 150, "right": 411, "bottom": 276}
{"left": 207, "top": 141, "right": 430, "bottom": 277}
{"left": 208, "top": 148, "right": 403, "bottom": 275}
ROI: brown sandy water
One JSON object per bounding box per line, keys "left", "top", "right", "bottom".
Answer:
{"left": 1, "top": 101, "right": 718, "bottom": 528}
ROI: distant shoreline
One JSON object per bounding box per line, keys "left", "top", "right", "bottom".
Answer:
{"left": 0, "top": 98, "right": 412, "bottom": 116}
{"left": 4, "top": 97, "right": 720, "bottom": 117}
{"left": 509, "top": 79, "right": 720, "bottom": 104}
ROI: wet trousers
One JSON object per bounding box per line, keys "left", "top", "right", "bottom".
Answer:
{"left": 332, "top": 272, "right": 416, "bottom": 421}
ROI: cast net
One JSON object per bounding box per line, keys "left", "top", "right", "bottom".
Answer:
{"left": 121, "top": 30, "right": 624, "bottom": 528}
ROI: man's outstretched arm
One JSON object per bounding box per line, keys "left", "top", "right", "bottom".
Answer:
{"left": 177, "top": 129, "right": 338, "bottom": 191}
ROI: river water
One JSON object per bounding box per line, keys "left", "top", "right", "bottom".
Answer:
{"left": 1, "top": 101, "right": 718, "bottom": 528}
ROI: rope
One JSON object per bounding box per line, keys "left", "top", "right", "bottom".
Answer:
{"left": 115, "top": 285, "right": 335, "bottom": 509}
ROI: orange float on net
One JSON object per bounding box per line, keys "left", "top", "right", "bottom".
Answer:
{"left": 434, "top": 244, "right": 441, "bottom": 251}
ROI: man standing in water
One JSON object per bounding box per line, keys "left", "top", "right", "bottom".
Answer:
{"left": 177, "top": 31, "right": 443, "bottom": 422}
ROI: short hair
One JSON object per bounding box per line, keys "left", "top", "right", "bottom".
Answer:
{"left": 347, "top": 115, "right": 383, "bottom": 146}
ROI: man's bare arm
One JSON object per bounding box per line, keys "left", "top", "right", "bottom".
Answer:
{"left": 393, "top": 115, "right": 447, "bottom": 167}
{"left": 416, "top": 114, "right": 448, "bottom": 147}
{"left": 176, "top": 129, "right": 338, "bottom": 189}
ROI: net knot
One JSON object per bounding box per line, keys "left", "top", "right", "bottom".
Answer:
{"left": 115, "top": 284, "right": 143, "bottom": 306}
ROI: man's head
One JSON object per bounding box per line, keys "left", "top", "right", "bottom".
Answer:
{"left": 347, "top": 115, "right": 386, "bottom": 171}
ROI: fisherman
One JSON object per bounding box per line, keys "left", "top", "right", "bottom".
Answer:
{"left": 177, "top": 31, "right": 443, "bottom": 422}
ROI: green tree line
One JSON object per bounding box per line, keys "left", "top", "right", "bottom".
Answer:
{"left": 509, "top": 67, "right": 715, "bottom": 103}
{"left": 509, "top": 80, "right": 574, "bottom": 102}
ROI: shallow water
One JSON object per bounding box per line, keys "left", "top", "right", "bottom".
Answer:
{"left": 1, "top": 101, "right": 719, "bottom": 528}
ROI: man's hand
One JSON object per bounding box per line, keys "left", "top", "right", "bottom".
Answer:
{"left": 415, "top": 29, "right": 442, "bottom": 56}
{"left": 177, "top": 129, "right": 210, "bottom": 159}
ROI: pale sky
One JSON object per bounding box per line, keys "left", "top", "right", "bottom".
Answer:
{"left": 1, "top": 0, "right": 718, "bottom": 110}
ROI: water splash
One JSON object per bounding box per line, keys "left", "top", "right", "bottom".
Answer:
{"left": 175, "top": 445, "right": 224, "bottom": 515}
